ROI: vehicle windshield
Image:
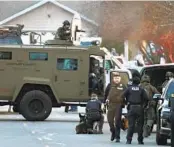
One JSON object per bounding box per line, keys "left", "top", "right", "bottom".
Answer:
{"left": 165, "top": 81, "right": 174, "bottom": 100}
{"left": 0, "top": 36, "right": 22, "bottom": 45}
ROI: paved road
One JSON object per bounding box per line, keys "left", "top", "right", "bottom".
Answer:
{"left": 0, "top": 106, "right": 170, "bottom": 147}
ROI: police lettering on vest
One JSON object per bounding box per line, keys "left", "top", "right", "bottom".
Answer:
{"left": 132, "top": 86, "right": 139, "bottom": 91}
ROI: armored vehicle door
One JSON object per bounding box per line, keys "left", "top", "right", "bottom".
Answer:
{"left": 53, "top": 54, "right": 88, "bottom": 100}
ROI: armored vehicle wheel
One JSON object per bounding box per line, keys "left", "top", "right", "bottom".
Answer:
{"left": 20, "top": 90, "right": 52, "bottom": 121}
{"left": 156, "top": 133, "right": 167, "bottom": 145}
{"left": 13, "top": 106, "right": 19, "bottom": 113}
{"left": 156, "top": 113, "right": 167, "bottom": 145}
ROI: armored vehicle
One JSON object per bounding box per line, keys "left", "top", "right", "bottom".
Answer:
{"left": 0, "top": 36, "right": 131, "bottom": 121}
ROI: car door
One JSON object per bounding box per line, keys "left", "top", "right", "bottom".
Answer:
{"left": 53, "top": 54, "right": 86, "bottom": 100}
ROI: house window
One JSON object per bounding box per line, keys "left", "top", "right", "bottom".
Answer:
{"left": 0, "top": 51, "right": 12, "bottom": 60}
{"left": 57, "top": 58, "right": 78, "bottom": 71}
{"left": 29, "top": 52, "right": 48, "bottom": 61}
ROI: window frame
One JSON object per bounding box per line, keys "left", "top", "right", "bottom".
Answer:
{"left": 57, "top": 58, "right": 78, "bottom": 71}
{"left": 0, "top": 51, "right": 12, "bottom": 60}
{"left": 29, "top": 52, "right": 48, "bottom": 61}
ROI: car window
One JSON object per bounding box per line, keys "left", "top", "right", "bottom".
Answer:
{"left": 57, "top": 58, "right": 78, "bottom": 71}
{"left": 165, "top": 81, "right": 174, "bottom": 100}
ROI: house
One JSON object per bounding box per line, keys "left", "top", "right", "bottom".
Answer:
{"left": 0, "top": 0, "right": 99, "bottom": 44}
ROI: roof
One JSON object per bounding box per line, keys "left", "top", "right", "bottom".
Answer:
{"left": 0, "top": 0, "right": 98, "bottom": 26}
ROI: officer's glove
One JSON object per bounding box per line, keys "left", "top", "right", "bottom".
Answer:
{"left": 106, "top": 99, "right": 109, "bottom": 104}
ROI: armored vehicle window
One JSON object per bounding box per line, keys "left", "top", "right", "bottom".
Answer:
{"left": 29, "top": 52, "right": 48, "bottom": 61}
{"left": 0, "top": 51, "right": 12, "bottom": 60}
{"left": 57, "top": 58, "right": 78, "bottom": 71}
{"left": 105, "top": 60, "right": 112, "bottom": 70}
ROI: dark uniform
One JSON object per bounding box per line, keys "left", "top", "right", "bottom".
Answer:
{"left": 106, "top": 72, "right": 126, "bottom": 142}
{"left": 122, "top": 77, "right": 149, "bottom": 144}
{"left": 162, "top": 71, "right": 174, "bottom": 89}
{"left": 55, "top": 20, "right": 71, "bottom": 40}
{"left": 140, "top": 75, "right": 160, "bottom": 137}
{"left": 86, "top": 95, "right": 104, "bottom": 134}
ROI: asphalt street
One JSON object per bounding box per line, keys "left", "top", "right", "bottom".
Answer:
{"left": 0, "top": 106, "right": 170, "bottom": 147}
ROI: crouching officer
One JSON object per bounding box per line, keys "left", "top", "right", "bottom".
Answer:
{"left": 122, "top": 76, "right": 149, "bottom": 144}
{"left": 86, "top": 93, "right": 104, "bottom": 134}
{"left": 106, "top": 72, "right": 126, "bottom": 142}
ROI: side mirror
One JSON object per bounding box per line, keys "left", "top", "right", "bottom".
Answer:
{"left": 153, "top": 93, "right": 164, "bottom": 103}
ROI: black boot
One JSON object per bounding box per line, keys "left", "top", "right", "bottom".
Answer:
{"left": 138, "top": 141, "right": 144, "bottom": 145}
{"left": 110, "top": 130, "right": 115, "bottom": 141}
{"left": 115, "top": 138, "right": 120, "bottom": 143}
{"left": 126, "top": 140, "right": 131, "bottom": 144}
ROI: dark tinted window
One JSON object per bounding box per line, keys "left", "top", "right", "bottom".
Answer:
{"left": 165, "top": 81, "right": 174, "bottom": 100}
{"left": 0, "top": 51, "right": 12, "bottom": 60}
{"left": 29, "top": 52, "right": 48, "bottom": 61}
{"left": 57, "top": 58, "right": 78, "bottom": 71}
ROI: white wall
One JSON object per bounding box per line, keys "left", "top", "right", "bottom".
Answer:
{"left": 4, "top": 2, "right": 97, "bottom": 44}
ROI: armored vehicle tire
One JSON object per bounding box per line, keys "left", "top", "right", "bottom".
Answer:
{"left": 156, "top": 132, "right": 167, "bottom": 145}
{"left": 19, "top": 90, "right": 52, "bottom": 121}
{"left": 156, "top": 113, "right": 167, "bottom": 145}
{"left": 13, "top": 106, "right": 19, "bottom": 113}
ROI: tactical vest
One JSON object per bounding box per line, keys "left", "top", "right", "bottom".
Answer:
{"left": 108, "top": 83, "right": 124, "bottom": 103}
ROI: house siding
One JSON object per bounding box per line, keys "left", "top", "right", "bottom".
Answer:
{"left": 3, "top": 2, "right": 98, "bottom": 44}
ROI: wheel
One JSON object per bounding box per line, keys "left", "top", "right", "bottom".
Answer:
{"left": 20, "top": 90, "right": 52, "bottom": 121}
{"left": 156, "top": 111, "right": 167, "bottom": 145}
{"left": 13, "top": 106, "right": 19, "bottom": 113}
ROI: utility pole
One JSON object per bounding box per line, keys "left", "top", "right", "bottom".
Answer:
{"left": 124, "top": 40, "right": 129, "bottom": 61}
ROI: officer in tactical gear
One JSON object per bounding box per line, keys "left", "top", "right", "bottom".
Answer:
{"left": 86, "top": 93, "right": 104, "bottom": 134}
{"left": 106, "top": 72, "right": 126, "bottom": 142}
{"left": 140, "top": 74, "right": 160, "bottom": 137}
{"left": 162, "top": 71, "right": 174, "bottom": 90}
{"left": 55, "top": 20, "right": 71, "bottom": 40}
{"left": 122, "top": 76, "right": 149, "bottom": 144}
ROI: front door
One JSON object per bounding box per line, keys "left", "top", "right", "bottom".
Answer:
{"left": 53, "top": 54, "right": 87, "bottom": 101}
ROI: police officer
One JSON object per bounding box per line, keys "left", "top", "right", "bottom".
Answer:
{"left": 106, "top": 72, "right": 126, "bottom": 142}
{"left": 122, "top": 76, "right": 149, "bottom": 144}
{"left": 86, "top": 93, "right": 104, "bottom": 134}
{"left": 140, "top": 75, "right": 160, "bottom": 137}
{"left": 162, "top": 71, "right": 174, "bottom": 90}
{"left": 55, "top": 20, "right": 71, "bottom": 40}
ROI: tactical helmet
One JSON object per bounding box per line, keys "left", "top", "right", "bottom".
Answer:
{"left": 132, "top": 76, "right": 140, "bottom": 85}
{"left": 141, "top": 75, "right": 150, "bottom": 83}
{"left": 165, "top": 71, "right": 174, "bottom": 80}
{"left": 63, "top": 20, "right": 70, "bottom": 25}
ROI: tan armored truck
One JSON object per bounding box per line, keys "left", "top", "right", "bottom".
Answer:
{"left": 0, "top": 24, "right": 131, "bottom": 121}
